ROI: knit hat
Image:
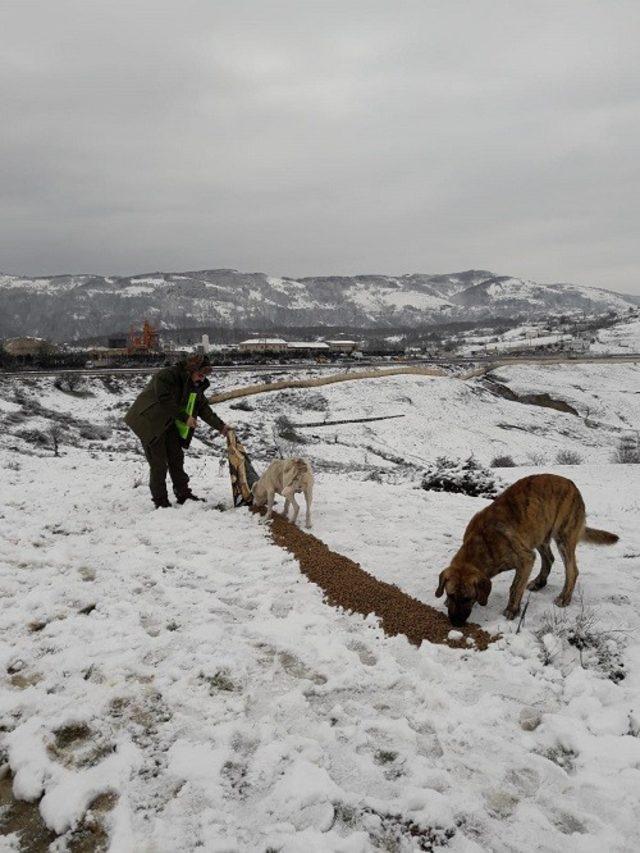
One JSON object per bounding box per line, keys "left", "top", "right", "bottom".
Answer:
{"left": 186, "top": 353, "right": 213, "bottom": 375}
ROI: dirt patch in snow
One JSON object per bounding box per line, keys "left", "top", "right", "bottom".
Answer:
{"left": 254, "top": 508, "right": 495, "bottom": 651}
{"left": 0, "top": 773, "right": 55, "bottom": 852}
{"left": 482, "top": 377, "right": 579, "bottom": 415}
{"left": 0, "top": 771, "right": 115, "bottom": 852}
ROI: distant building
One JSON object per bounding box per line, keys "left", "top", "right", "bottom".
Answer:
{"left": 195, "top": 334, "right": 211, "bottom": 355}
{"left": 325, "top": 339, "right": 359, "bottom": 353}
{"left": 287, "top": 341, "right": 330, "bottom": 353}
{"left": 238, "top": 338, "right": 288, "bottom": 353}
{"left": 3, "top": 337, "right": 57, "bottom": 357}
{"left": 107, "top": 336, "right": 128, "bottom": 349}
{"left": 565, "top": 337, "right": 591, "bottom": 354}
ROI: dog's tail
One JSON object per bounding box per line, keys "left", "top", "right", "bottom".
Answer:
{"left": 582, "top": 526, "right": 619, "bottom": 545}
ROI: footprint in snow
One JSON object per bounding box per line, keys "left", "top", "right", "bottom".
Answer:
{"left": 346, "top": 639, "right": 377, "bottom": 666}
{"left": 279, "top": 651, "right": 327, "bottom": 685}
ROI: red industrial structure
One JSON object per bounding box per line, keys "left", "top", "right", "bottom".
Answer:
{"left": 128, "top": 320, "right": 159, "bottom": 354}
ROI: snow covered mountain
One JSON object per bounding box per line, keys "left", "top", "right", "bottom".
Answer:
{"left": 0, "top": 268, "right": 637, "bottom": 341}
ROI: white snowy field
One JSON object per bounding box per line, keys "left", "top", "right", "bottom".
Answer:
{"left": 591, "top": 315, "right": 640, "bottom": 353}
{"left": 1, "top": 364, "right": 640, "bottom": 852}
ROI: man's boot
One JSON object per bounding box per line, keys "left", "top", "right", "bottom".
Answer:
{"left": 153, "top": 497, "right": 172, "bottom": 509}
{"left": 176, "top": 490, "right": 205, "bottom": 505}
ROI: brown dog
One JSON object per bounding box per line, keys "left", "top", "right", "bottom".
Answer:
{"left": 435, "top": 474, "right": 618, "bottom": 626}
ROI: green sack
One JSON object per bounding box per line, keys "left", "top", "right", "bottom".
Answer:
{"left": 175, "top": 392, "right": 197, "bottom": 440}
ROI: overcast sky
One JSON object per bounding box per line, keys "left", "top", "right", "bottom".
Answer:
{"left": 2, "top": 1, "right": 639, "bottom": 293}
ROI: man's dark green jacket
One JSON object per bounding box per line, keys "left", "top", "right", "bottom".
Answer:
{"left": 124, "top": 361, "right": 224, "bottom": 446}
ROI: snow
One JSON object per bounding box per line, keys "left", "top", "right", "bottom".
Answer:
{"left": 239, "top": 338, "right": 288, "bottom": 346}
{"left": 381, "top": 290, "right": 450, "bottom": 311}
{"left": 1, "top": 363, "right": 640, "bottom": 850}
{"left": 120, "top": 285, "right": 157, "bottom": 297}
{"left": 485, "top": 278, "right": 546, "bottom": 303}
{"left": 266, "top": 276, "right": 320, "bottom": 310}
{"left": 345, "top": 280, "right": 451, "bottom": 316}
{"left": 0, "top": 276, "right": 80, "bottom": 294}
{"left": 591, "top": 316, "right": 640, "bottom": 353}
{"left": 461, "top": 334, "right": 571, "bottom": 355}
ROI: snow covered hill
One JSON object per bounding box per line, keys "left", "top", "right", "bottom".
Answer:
{"left": 1, "top": 364, "right": 640, "bottom": 851}
{"left": 0, "top": 268, "right": 637, "bottom": 341}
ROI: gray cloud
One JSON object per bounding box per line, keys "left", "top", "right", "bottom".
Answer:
{"left": 1, "top": 0, "right": 639, "bottom": 292}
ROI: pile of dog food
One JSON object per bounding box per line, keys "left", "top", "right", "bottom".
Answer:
{"left": 255, "top": 508, "right": 495, "bottom": 651}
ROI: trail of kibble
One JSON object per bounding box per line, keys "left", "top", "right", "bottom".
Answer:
{"left": 252, "top": 508, "right": 495, "bottom": 651}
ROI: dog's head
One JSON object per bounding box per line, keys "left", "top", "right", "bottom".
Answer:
{"left": 251, "top": 480, "right": 267, "bottom": 506}
{"left": 435, "top": 563, "right": 492, "bottom": 627}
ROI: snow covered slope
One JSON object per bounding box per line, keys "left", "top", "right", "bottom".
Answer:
{"left": 591, "top": 315, "right": 640, "bottom": 353}
{"left": 1, "top": 267, "right": 636, "bottom": 341}
{"left": 1, "top": 364, "right": 639, "bottom": 851}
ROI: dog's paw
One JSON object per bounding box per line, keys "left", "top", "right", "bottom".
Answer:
{"left": 527, "top": 577, "right": 546, "bottom": 591}
{"left": 554, "top": 594, "right": 570, "bottom": 608}
{"left": 503, "top": 606, "right": 520, "bottom": 620}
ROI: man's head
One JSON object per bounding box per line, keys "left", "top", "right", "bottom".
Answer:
{"left": 186, "top": 354, "right": 213, "bottom": 382}
{"left": 435, "top": 563, "right": 492, "bottom": 627}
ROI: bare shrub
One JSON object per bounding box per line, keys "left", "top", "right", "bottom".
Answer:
{"left": 22, "top": 428, "right": 49, "bottom": 447}
{"left": 53, "top": 373, "right": 89, "bottom": 395}
{"left": 536, "top": 597, "right": 626, "bottom": 683}
{"left": 78, "top": 424, "right": 112, "bottom": 441}
{"left": 274, "top": 415, "right": 305, "bottom": 444}
{"left": 527, "top": 451, "right": 547, "bottom": 467}
{"left": 2, "top": 409, "right": 27, "bottom": 426}
{"left": 555, "top": 449, "right": 583, "bottom": 465}
{"left": 229, "top": 399, "right": 254, "bottom": 412}
{"left": 421, "top": 455, "right": 501, "bottom": 498}
{"left": 100, "top": 376, "right": 124, "bottom": 394}
{"left": 105, "top": 414, "right": 128, "bottom": 432}
{"left": 300, "top": 392, "right": 328, "bottom": 412}
{"left": 491, "top": 454, "right": 516, "bottom": 468}
{"left": 613, "top": 433, "right": 640, "bottom": 464}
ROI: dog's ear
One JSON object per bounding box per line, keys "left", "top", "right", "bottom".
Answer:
{"left": 476, "top": 575, "right": 492, "bottom": 606}
{"left": 435, "top": 569, "right": 449, "bottom": 598}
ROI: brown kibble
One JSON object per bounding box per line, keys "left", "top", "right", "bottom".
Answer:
{"left": 253, "top": 507, "right": 495, "bottom": 651}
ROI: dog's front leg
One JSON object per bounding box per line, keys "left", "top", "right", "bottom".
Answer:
{"left": 504, "top": 553, "right": 535, "bottom": 619}
{"left": 283, "top": 497, "right": 291, "bottom": 520}
{"left": 289, "top": 494, "right": 300, "bottom": 525}
{"left": 266, "top": 490, "right": 275, "bottom": 519}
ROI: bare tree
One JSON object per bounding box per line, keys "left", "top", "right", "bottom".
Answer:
{"left": 54, "top": 372, "right": 83, "bottom": 394}
{"left": 49, "top": 423, "right": 63, "bottom": 457}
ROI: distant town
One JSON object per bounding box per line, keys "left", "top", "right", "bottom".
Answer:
{"left": 1, "top": 308, "right": 637, "bottom": 371}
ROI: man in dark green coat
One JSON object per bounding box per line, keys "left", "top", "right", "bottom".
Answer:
{"left": 125, "top": 354, "right": 229, "bottom": 508}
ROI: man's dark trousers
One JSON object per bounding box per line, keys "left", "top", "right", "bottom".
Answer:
{"left": 144, "top": 428, "right": 190, "bottom": 504}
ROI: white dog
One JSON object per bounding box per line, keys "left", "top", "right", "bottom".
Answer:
{"left": 252, "top": 458, "right": 314, "bottom": 528}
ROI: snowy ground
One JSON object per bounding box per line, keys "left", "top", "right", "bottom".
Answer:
{"left": 1, "top": 365, "right": 640, "bottom": 852}
{"left": 591, "top": 315, "right": 640, "bottom": 353}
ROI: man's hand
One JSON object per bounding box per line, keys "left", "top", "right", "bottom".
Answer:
{"left": 186, "top": 416, "right": 198, "bottom": 429}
